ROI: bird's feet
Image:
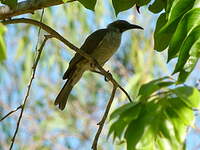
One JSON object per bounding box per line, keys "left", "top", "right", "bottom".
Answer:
{"left": 104, "top": 70, "right": 112, "bottom": 82}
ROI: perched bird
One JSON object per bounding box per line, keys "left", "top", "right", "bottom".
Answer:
{"left": 55, "top": 20, "right": 143, "bottom": 110}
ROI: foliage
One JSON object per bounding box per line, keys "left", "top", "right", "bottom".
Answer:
{"left": 0, "top": 0, "right": 17, "bottom": 8}
{"left": 0, "top": 23, "right": 6, "bottom": 62}
{"left": 109, "top": 77, "right": 200, "bottom": 150}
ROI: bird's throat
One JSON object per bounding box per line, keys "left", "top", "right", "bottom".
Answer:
{"left": 91, "top": 31, "right": 121, "bottom": 65}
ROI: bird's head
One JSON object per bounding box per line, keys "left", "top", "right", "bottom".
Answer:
{"left": 107, "top": 20, "right": 143, "bottom": 33}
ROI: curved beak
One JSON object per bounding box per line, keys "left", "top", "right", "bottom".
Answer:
{"left": 128, "top": 24, "right": 143, "bottom": 30}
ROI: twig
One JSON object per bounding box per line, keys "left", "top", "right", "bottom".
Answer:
{"left": 92, "top": 86, "right": 117, "bottom": 150}
{"left": 9, "top": 36, "right": 50, "bottom": 150}
{"left": 92, "top": 70, "right": 132, "bottom": 102}
{"left": 0, "top": 105, "right": 22, "bottom": 121}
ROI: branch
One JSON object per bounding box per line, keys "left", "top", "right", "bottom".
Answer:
{"left": 0, "top": 0, "right": 75, "bottom": 20}
{"left": 92, "top": 86, "right": 117, "bottom": 150}
{"left": 1, "top": 18, "right": 91, "bottom": 61}
{"left": 0, "top": 105, "right": 22, "bottom": 121}
{"left": 9, "top": 35, "right": 51, "bottom": 150}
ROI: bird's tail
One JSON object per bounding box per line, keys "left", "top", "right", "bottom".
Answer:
{"left": 54, "top": 80, "right": 73, "bottom": 110}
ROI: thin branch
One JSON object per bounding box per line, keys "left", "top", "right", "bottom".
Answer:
{"left": 91, "top": 70, "right": 132, "bottom": 102}
{"left": 92, "top": 86, "right": 117, "bottom": 150}
{"left": 0, "top": 0, "right": 76, "bottom": 20}
{"left": 1, "top": 18, "right": 91, "bottom": 61}
{"left": 0, "top": 105, "right": 22, "bottom": 121}
{"left": 9, "top": 35, "right": 50, "bottom": 150}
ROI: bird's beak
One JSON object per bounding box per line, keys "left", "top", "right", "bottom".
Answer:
{"left": 128, "top": 24, "right": 143, "bottom": 30}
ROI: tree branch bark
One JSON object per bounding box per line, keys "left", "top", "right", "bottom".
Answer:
{"left": 0, "top": 0, "right": 74, "bottom": 20}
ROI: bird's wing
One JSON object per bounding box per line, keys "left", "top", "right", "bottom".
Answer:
{"left": 63, "top": 29, "right": 108, "bottom": 80}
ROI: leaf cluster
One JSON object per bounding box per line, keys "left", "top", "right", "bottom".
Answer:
{"left": 109, "top": 77, "right": 200, "bottom": 150}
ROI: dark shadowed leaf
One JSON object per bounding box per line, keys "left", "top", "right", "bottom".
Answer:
{"left": 110, "top": 103, "right": 137, "bottom": 120}
{"left": 138, "top": 77, "right": 173, "bottom": 100}
{"left": 1, "top": 0, "right": 18, "bottom": 8}
{"left": 148, "top": 0, "right": 166, "bottom": 13}
{"left": 78, "top": 0, "right": 97, "bottom": 10}
{"left": 136, "top": 0, "right": 151, "bottom": 6}
{"left": 112, "top": 0, "right": 137, "bottom": 15}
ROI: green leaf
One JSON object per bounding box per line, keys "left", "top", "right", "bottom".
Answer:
{"left": 157, "top": 81, "right": 174, "bottom": 87}
{"left": 177, "top": 71, "right": 191, "bottom": 84}
{"left": 108, "top": 119, "right": 127, "bottom": 140}
{"left": 112, "top": 0, "right": 137, "bottom": 15}
{"left": 148, "top": 0, "right": 166, "bottom": 13}
{"left": 154, "top": 0, "right": 195, "bottom": 51}
{"left": 164, "top": 109, "right": 187, "bottom": 143}
{"left": 173, "top": 25, "right": 200, "bottom": 74}
{"left": 167, "top": 0, "right": 195, "bottom": 24}
{"left": 172, "top": 86, "right": 200, "bottom": 108}
{"left": 136, "top": 0, "right": 151, "bottom": 6}
{"left": 0, "top": 24, "right": 6, "bottom": 62}
{"left": 138, "top": 77, "right": 173, "bottom": 100}
{"left": 110, "top": 94, "right": 197, "bottom": 149}
{"left": 168, "top": 8, "right": 200, "bottom": 62}
{"left": 120, "top": 104, "right": 142, "bottom": 123}
{"left": 124, "top": 101, "right": 160, "bottom": 150}
{"left": 78, "top": 0, "right": 97, "bottom": 11}
{"left": 168, "top": 98, "right": 194, "bottom": 125}
{"left": 1, "top": 0, "right": 18, "bottom": 9}
{"left": 189, "top": 38, "right": 200, "bottom": 57}
{"left": 110, "top": 102, "right": 137, "bottom": 120}
{"left": 154, "top": 13, "right": 173, "bottom": 51}
{"left": 181, "top": 56, "right": 198, "bottom": 78}
{"left": 109, "top": 104, "right": 142, "bottom": 140}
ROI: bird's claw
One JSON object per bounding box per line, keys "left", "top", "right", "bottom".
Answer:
{"left": 104, "top": 70, "right": 112, "bottom": 82}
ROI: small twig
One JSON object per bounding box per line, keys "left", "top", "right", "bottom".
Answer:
{"left": 9, "top": 36, "right": 50, "bottom": 150}
{"left": 92, "top": 86, "right": 117, "bottom": 150}
{"left": 0, "top": 105, "right": 22, "bottom": 121}
{"left": 91, "top": 69, "right": 132, "bottom": 102}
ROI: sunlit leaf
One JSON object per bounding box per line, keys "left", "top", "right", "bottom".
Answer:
{"left": 167, "top": 0, "right": 195, "bottom": 23}
{"left": 0, "top": 24, "right": 6, "bottom": 62}
{"left": 173, "top": 25, "right": 200, "bottom": 74}
{"left": 172, "top": 86, "right": 200, "bottom": 108}
{"left": 154, "top": 0, "right": 195, "bottom": 51}
{"left": 168, "top": 8, "right": 200, "bottom": 62}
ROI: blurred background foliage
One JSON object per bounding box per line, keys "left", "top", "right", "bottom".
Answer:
{"left": 0, "top": 0, "right": 200, "bottom": 150}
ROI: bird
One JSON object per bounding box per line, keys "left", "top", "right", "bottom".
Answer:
{"left": 54, "top": 20, "right": 143, "bottom": 110}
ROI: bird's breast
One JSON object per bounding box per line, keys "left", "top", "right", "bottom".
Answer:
{"left": 91, "top": 31, "right": 121, "bottom": 65}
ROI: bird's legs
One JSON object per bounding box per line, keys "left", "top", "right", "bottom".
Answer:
{"left": 91, "top": 69, "right": 111, "bottom": 82}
